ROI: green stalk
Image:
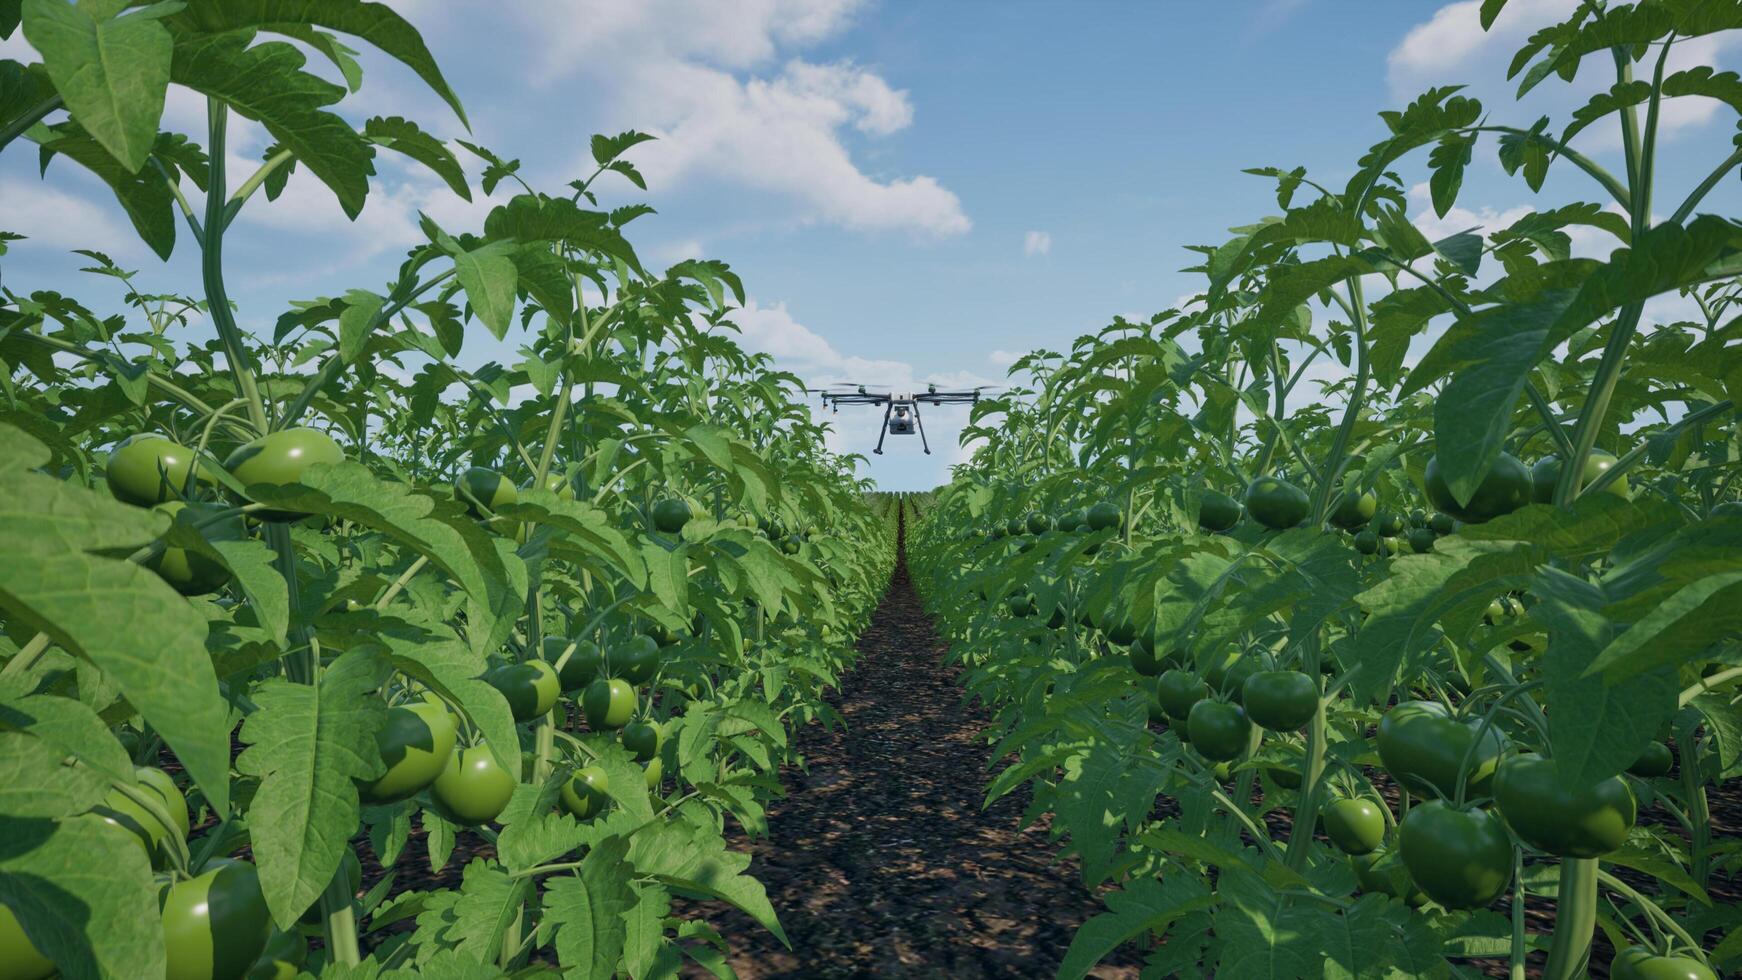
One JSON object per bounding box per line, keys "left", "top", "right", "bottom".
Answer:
{"left": 1680, "top": 742, "right": 1712, "bottom": 887}
{"left": 1283, "top": 646, "right": 1327, "bottom": 870}
{"left": 1509, "top": 850, "right": 1527, "bottom": 980}
{"left": 201, "top": 100, "right": 271, "bottom": 435}
{"left": 0, "top": 94, "right": 62, "bottom": 153}
{"left": 1308, "top": 275, "right": 1369, "bottom": 523}
{"left": 1542, "top": 858, "right": 1598, "bottom": 980}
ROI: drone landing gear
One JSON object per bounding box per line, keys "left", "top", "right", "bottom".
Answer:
{"left": 873, "top": 400, "right": 894, "bottom": 455}
{"left": 913, "top": 401, "right": 931, "bottom": 455}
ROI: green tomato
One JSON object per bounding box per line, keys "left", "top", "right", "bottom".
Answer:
{"left": 1349, "top": 850, "right": 1428, "bottom": 907}
{"left": 147, "top": 501, "right": 240, "bottom": 596}
{"left": 1492, "top": 752, "right": 1636, "bottom": 858}
{"left": 583, "top": 678, "right": 637, "bottom": 730}
{"left": 487, "top": 660, "right": 560, "bottom": 722}
{"left": 1353, "top": 529, "right": 1381, "bottom": 555}
{"left": 1424, "top": 452, "right": 1532, "bottom": 524}
{"left": 1406, "top": 527, "right": 1436, "bottom": 554}
{"left": 1203, "top": 649, "right": 1256, "bottom": 696}
{"left": 1006, "top": 593, "right": 1036, "bottom": 617}
{"left": 1156, "top": 669, "right": 1209, "bottom": 722}
{"left": 560, "top": 766, "right": 611, "bottom": 820}
{"left": 455, "top": 466, "right": 517, "bottom": 520}
{"left": 1241, "top": 670, "right": 1317, "bottom": 731}
{"left": 1329, "top": 489, "right": 1376, "bottom": 530}
{"left": 622, "top": 721, "right": 665, "bottom": 763}
{"left": 1627, "top": 741, "right": 1674, "bottom": 778}
{"left": 1377, "top": 700, "right": 1505, "bottom": 800}
{"left": 1005, "top": 517, "right": 1024, "bottom": 537}
{"left": 1373, "top": 511, "right": 1406, "bottom": 537}
{"left": 1085, "top": 501, "right": 1121, "bottom": 532}
{"left": 1186, "top": 701, "right": 1251, "bottom": 762}
{"left": 247, "top": 929, "right": 307, "bottom": 980}
{"left": 613, "top": 635, "right": 661, "bottom": 685}
{"left": 1056, "top": 509, "right": 1087, "bottom": 533}
{"left": 1398, "top": 801, "right": 1513, "bottom": 910}
{"left": 1531, "top": 451, "right": 1630, "bottom": 504}
{"left": 548, "top": 637, "right": 601, "bottom": 692}
{"left": 1024, "top": 511, "right": 1051, "bottom": 535}
{"left": 359, "top": 699, "right": 457, "bottom": 804}
{"left": 0, "top": 902, "right": 54, "bottom": 980}
{"left": 97, "top": 765, "right": 190, "bottom": 865}
{"left": 225, "top": 428, "right": 346, "bottom": 522}
{"left": 1243, "top": 477, "right": 1310, "bottom": 529}
{"left": 643, "top": 756, "right": 664, "bottom": 792}
{"left": 1197, "top": 490, "right": 1243, "bottom": 532}
{"left": 651, "top": 498, "right": 692, "bottom": 534}
{"left": 1611, "top": 946, "right": 1717, "bottom": 980}
{"left": 161, "top": 859, "right": 273, "bottom": 980}
{"left": 432, "top": 745, "right": 516, "bottom": 826}
{"left": 1429, "top": 512, "right": 1457, "bottom": 536}
{"left": 1322, "top": 798, "right": 1386, "bottom": 856}
{"left": 107, "top": 434, "right": 206, "bottom": 507}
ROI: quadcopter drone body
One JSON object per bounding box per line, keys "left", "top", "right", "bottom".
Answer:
{"left": 814, "top": 383, "right": 993, "bottom": 455}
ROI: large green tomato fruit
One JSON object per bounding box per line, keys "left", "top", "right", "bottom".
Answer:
{"left": 1406, "top": 527, "right": 1436, "bottom": 554}
{"left": 1398, "top": 801, "right": 1512, "bottom": 909}
{"left": 1627, "top": 741, "right": 1674, "bottom": 778}
{"left": 162, "top": 859, "right": 272, "bottom": 980}
{"left": 225, "top": 428, "right": 346, "bottom": 522}
{"left": 560, "top": 766, "right": 611, "bottom": 820}
{"left": 1429, "top": 512, "right": 1457, "bottom": 536}
{"left": 359, "top": 699, "right": 457, "bottom": 804}
{"left": 1353, "top": 529, "right": 1381, "bottom": 555}
{"left": 1373, "top": 511, "right": 1406, "bottom": 537}
{"left": 1004, "top": 517, "right": 1024, "bottom": 537}
{"left": 1492, "top": 753, "right": 1636, "bottom": 857}
{"left": 1424, "top": 452, "right": 1532, "bottom": 524}
{"left": 1006, "top": 593, "right": 1036, "bottom": 617}
{"left": 614, "top": 635, "right": 661, "bottom": 685}
{"left": 583, "top": 678, "right": 637, "bottom": 730}
{"left": 432, "top": 746, "right": 516, "bottom": 826}
{"left": 1329, "top": 489, "right": 1376, "bottom": 529}
{"left": 148, "top": 501, "right": 240, "bottom": 596}
{"left": 455, "top": 466, "right": 517, "bottom": 519}
{"left": 1322, "top": 798, "right": 1386, "bottom": 855}
{"left": 1085, "top": 501, "right": 1122, "bottom": 532}
{"left": 1198, "top": 490, "right": 1243, "bottom": 532}
{"left": 1243, "top": 477, "right": 1310, "bottom": 529}
{"left": 487, "top": 660, "right": 560, "bottom": 722}
{"left": 1611, "top": 947, "right": 1718, "bottom": 980}
{"left": 107, "top": 434, "right": 205, "bottom": 507}
{"left": 97, "top": 765, "right": 190, "bottom": 864}
{"left": 1156, "top": 670, "right": 1209, "bottom": 722}
{"left": 549, "top": 637, "right": 601, "bottom": 692}
{"left": 651, "top": 498, "right": 692, "bottom": 534}
{"left": 1186, "top": 701, "right": 1251, "bottom": 762}
{"left": 1241, "top": 670, "right": 1317, "bottom": 731}
{"left": 0, "top": 903, "right": 54, "bottom": 980}
{"left": 1377, "top": 700, "right": 1504, "bottom": 799}
{"left": 622, "top": 720, "right": 665, "bottom": 763}
{"left": 1056, "top": 509, "right": 1087, "bottom": 532}
{"left": 644, "top": 756, "right": 664, "bottom": 792}
{"left": 1531, "top": 450, "right": 1630, "bottom": 504}
{"left": 1024, "top": 511, "right": 1051, "bottom": 535}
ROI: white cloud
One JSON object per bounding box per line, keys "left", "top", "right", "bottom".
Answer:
{"left": 1388, "top": 0, "right": 1578, "bottom": 89}
{"left": 649, "top": 238, "right": 706, "bottom": 267}
{"left": 728, "top": 298, "right": 996, "bottom": 392}
{"left": 1406, "top": 181, "right": 1533, "bottom": 244}
{"left": 505, "top": 1, "right": 967, "bottom": 237}
{"left": 0, "top": 178, "right": 141, "bottom": 257}
{"left": 1023, "top": 230, "right": 1051, "bottom": 256}
{"left": 988, "top": 349, "right": 1021, "bottom": 368}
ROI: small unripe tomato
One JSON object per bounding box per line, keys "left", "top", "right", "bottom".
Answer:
{"left": 432, "top": 746, "right": 516, "bottom": 826}
{"left": 560, "top": 766, "right": 610, "bottom": 820}
{"left": 107, "top": 434, "right": 205, "bottom": 507}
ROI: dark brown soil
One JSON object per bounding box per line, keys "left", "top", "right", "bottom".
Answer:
{"left": 675, "top": 511, "right": 1144, "bottom": 978}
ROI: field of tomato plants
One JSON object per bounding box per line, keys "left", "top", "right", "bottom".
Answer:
{"left": 0, "top": 2, "right": 903, "bottom": 978}
{"left": 909, "top": 3, "right": 1742, "bottom": 978}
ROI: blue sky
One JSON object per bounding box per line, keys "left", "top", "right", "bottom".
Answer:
{"left": 4, "top": 1, "right": 1739, "bottom": 490}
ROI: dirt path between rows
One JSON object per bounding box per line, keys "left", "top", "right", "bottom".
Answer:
{"left": 680, "top": 508, "right": 1142, "bottom": 978}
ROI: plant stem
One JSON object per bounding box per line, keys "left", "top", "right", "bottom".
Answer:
{"left": 201, "top": 100, "right": 270, "bottom": 434}
{"left": 1542, "top": 857, "right": 1598, "bottom": 980}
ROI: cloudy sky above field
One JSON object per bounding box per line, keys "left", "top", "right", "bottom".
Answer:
{"left": 3, "top": 1, "right": 1740, "bottom": 489}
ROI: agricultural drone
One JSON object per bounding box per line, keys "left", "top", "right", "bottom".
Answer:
{"left": 811, "top": 383, "right": 997, "bottom": 455}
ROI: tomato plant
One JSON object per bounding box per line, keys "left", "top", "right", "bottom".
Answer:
{"left": 0, "top": 3, "right": 895, "bottom": 975}
{"left": 905, "top": 3, "right": 1742, "bottom": 975}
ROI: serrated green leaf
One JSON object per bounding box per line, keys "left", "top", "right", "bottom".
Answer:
{"left": 546, "top": 836, "right": 635, "bottom": 980}
{"left": 0, "top": 813, "right": 163, "bottom": 978}
{"left": 21, "top": 0, "right": 172, "bottom": 171}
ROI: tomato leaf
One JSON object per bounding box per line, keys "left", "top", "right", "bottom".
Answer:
{"left": 21, "top": 0, "right": 173, "bottom": 171}
{"left": 544, "top": 836, "right": 635, "bottom": 980}
{"left": 236, "top": 646, "right": 390, "bottom": 928}
{"left": 0, "top": 813, "right": 164, "bottom": 978}
{"left": 0, "top": 424, "right": 231, "bottom": 813}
